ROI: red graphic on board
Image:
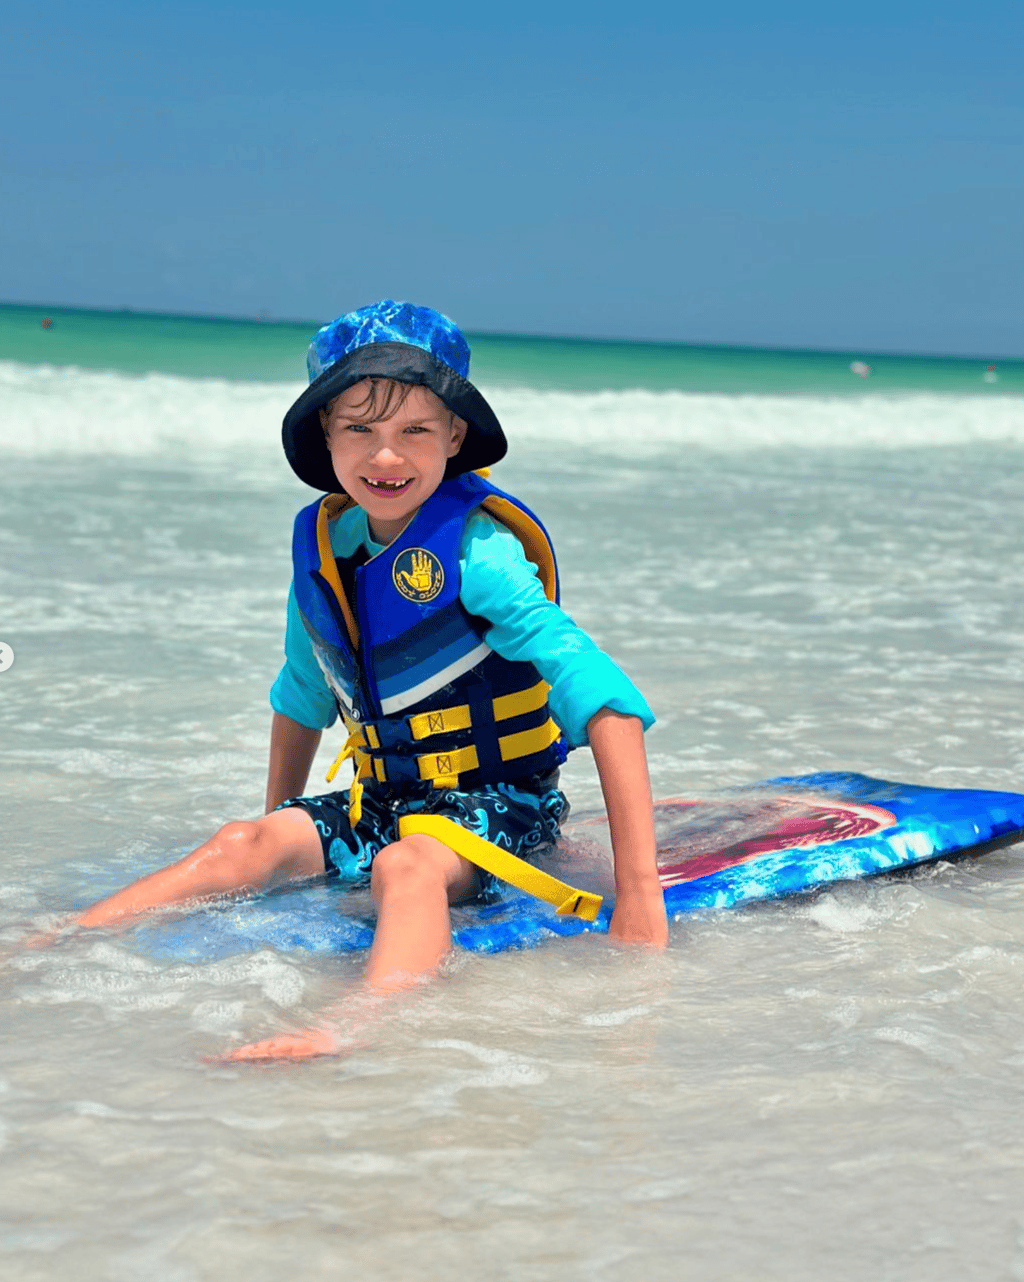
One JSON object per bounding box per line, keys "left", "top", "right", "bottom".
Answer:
{"left": 652, "top": 796, "right": 897, "bottom": 888}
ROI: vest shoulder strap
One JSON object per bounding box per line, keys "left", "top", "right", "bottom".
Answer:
{"left": 478, "top": 491, "right": 559, "bottom": 605}
{"left": 311, "top": 493, "right": 361, "bottom": 649}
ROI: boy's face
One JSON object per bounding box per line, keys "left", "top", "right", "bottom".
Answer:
{"left": 322, "top": 381, "right": 466, "bottom": 544}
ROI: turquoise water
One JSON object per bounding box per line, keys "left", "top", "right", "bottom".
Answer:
{"left": 2, "top": 301, "right": 1020, "bottom": 394}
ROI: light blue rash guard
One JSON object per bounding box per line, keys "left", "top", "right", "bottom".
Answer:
{"left": 270, "top": 506, "right": 654, "bottom": 748}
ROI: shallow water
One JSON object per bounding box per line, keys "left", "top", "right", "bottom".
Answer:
{"left": 2, "top": 348, "right": 1024, "bottom": 1280}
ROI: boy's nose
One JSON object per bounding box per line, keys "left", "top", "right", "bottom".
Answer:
{"left": 372, "top": 444, "right": 404, "bottom": 465}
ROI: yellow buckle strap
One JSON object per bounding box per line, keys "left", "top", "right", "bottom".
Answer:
{"left": 405, "top": 681, "right": 552, "bottom": 743}
{"left": 330, "top": 697, "right": 563, "bottom": 811}
{"left": 397, "top": 814, "right": 603, "bottom": 922}
{"left": 498, "top": 717, "right": 561, "bottom": 763}
{"left": 407, "top": 714, "right": 562, "bottom": 790}
{"left": 493, "top": 680, "right": 549, "bottom": 720}
{"left": 325, "top": 715, "right": 375, "bottom": 827}
{"left": 416, "top": 744, "right": 479, "bottom": 789}
{"left": 407, "top": 705, "right": 472, "bottom": 739}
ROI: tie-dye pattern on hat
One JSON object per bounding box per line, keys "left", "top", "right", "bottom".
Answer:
{"left": 283, "top": 298, "right": 506, "bottom": 490}
{"left": 306, "top": 300, "right": 471, "bottom": 383}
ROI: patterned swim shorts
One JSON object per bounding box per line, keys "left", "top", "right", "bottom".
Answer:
{"left": 278, "top": 774, "right": 569, "bottom": 902}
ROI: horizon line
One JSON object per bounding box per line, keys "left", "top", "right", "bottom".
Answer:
{"left": 2, "top": 298, "right": 1020, "bottom": 365}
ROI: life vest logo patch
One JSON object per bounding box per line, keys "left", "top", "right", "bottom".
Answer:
{"left": 393, "top": 548, "right": 444, "bottom": 603}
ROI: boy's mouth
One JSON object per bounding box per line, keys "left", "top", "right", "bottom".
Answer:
{"left": 362, "top": 477, "right": 413, "bottom": 495}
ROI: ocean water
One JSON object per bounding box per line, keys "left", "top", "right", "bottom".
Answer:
{"left": 2, "top": 305, "right": 1024, "bottom": 1281}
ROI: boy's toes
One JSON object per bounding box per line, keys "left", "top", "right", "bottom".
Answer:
{"left": 212, "top": 1029, "right": 340, "bottom": 1063}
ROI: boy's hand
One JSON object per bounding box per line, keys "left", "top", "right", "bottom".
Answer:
{"left": 609, "top": 879, "right": 669, "bottom": 947}
{"left": 212, "top": 1028, "right": 340, "bottom": 1063}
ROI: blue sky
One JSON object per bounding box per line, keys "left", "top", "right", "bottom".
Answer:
{"left": 4, "top": 1, "right": 1022, "bottom": 354}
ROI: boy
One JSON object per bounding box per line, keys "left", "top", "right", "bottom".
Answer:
{"left": 71, "top": 301, "right": 668, "bottom": 1060}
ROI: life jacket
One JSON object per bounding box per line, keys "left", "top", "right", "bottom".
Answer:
{"left": 291, "top": 473, "right": 568, "bottom": 795}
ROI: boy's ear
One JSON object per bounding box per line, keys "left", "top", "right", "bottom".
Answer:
{"left": 447, "top": 415, "right": 468, "bottom": 457}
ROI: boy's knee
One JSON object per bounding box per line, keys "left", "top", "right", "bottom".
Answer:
{"left": 215, "top": 819, "right": 263, "bottom": 854}
{"left": 209, "top": 819, "right": 275, "bottom": 880}
{"left": 372, "top": 838, "right": 447, "bottom": 899}
{"left": 203, "top": 809, "right": 322, "bottom": 888}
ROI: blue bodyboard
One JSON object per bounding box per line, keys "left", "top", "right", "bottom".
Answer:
{"left": 133, "top": 773, "right": 1024, "bottom": 960}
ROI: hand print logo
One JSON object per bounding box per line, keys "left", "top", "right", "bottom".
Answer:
{"left": 393, "top": 548, "right": 445, "bottom": 603}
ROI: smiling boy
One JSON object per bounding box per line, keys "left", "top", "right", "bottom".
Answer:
{"left": 323, "top": 381, "right": 464, "bottom": 543}
{"left": 72, "top": 301, "right": 667, "bottom": 1058}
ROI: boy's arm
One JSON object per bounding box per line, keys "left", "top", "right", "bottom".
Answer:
{"left": 266, "top": 712, "right": 322, "bottom": 813}
{"left": 587, "top": 708, "right": 668, "bottom": 947}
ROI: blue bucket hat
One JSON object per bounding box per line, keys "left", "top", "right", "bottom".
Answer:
{"left": 282, "top": 300, "right": 507, "bottom": 493}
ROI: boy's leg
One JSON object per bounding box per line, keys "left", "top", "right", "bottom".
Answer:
{"left": 220, "top": 832, "right": 477, "bottom": 1062}
{"left": 365, "top": 834, "right": 479, "bottom": 990}
{"left": 75, "top": 807, "right": 325, "bottom": 930}
{"left": 362, "top": 780, "right": 567, "bottom": 989}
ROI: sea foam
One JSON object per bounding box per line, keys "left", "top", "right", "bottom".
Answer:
{"left": 2, "top": 360, "right": 1023, "bottom": 458}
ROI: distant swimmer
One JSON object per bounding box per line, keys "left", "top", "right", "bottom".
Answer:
{"left": 42, "top": 317, "right": 54, "bottom": 330}
{"left": 850, "top": 360, "right": 872, "bottom": 377}
{"left": 983, "top": 365, "right": 999, "bottom": 383}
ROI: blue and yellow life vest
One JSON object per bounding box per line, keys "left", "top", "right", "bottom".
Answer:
{"left": 291, "top": 473, "right": 568, "bottom": 797}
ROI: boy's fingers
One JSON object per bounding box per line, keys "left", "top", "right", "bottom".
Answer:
{"left": 607, "top": 896, "right": 669, "bottom": 948}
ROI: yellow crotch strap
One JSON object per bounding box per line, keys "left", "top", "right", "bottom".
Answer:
{"left": 396, "top": 813, "right": 603, "bottom": 922}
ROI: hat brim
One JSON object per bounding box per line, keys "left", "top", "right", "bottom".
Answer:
{"left": 282, "top": 342, "right": 507, "bottom": 493}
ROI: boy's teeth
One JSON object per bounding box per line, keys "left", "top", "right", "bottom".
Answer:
{"left": 366, "top": 478, "right": 410, "bottom": 490}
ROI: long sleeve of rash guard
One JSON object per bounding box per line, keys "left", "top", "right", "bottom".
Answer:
{"left": 457, "top": 510, "right": 654, "bottom": 747}
{"left": 269, "top": 583, "right": 340, "bottom": 730}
